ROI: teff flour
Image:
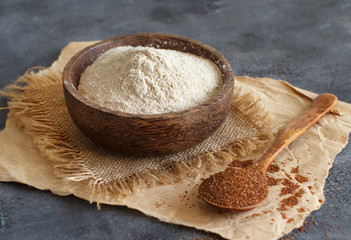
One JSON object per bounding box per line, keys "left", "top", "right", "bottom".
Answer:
{"left": 78, "top": 46, "right": 223, "bottom": 114}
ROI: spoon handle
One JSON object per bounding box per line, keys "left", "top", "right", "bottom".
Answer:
{"left": 257, "top": 93, "right": 337, "bottom": 171}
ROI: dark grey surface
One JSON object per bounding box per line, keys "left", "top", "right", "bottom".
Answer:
{"left": 0, "top": 0, "right": 350, "bottom": 239}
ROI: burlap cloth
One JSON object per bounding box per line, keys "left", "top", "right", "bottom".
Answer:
{"left": 1, "top": 42, "right": 351, "bottom": 240}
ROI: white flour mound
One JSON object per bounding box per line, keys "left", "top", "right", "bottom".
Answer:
{"left": 78, "top": 46, "right": 223, "bottom": 114}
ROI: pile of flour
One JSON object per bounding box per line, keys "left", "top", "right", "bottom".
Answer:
{"left": 78, "top": 46, "right": 223, "bottom": 114}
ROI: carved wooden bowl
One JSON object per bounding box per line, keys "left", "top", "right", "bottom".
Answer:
{"left": 62, "top": 33, "right": 234, "bottom": 157}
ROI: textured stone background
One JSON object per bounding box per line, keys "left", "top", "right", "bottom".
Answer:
{"left": 0, "top": 0, "right": 350, "bottom": 239}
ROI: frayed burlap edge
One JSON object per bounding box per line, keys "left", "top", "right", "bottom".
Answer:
{"left": 1, "top": 67, "right": 276, "bottom": 202}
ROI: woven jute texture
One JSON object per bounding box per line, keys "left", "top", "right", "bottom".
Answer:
{"left": 3, "top": 65, "right": 274, "bottom": 199}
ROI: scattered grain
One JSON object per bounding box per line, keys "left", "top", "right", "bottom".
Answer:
{"left": 291, "top": 166, "right": 299, "bottom": 174}
{"left": 295, "top": 174, "right": 308, "bottom": 183}
{"left": 268, "top": 164, "right": 280, "bottom": 173}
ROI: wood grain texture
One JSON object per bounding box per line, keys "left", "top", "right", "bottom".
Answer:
{"left": 257, "top": 93, "right": 338, "bottom": 172}
{"left": 62, "top": 33, "right": 235, "bottom": 157}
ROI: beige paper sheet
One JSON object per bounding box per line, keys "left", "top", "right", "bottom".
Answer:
{"left": 1, "top": 42, "right": 351, "bottom": 240}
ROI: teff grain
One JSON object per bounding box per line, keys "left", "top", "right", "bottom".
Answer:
{"left": 295, "top": 174, "right": 309, "bottom": 183}
{"left": 198, "top": 165, "right": 268, "bottom": 208}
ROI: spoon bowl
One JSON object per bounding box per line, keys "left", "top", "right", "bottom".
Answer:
{"left": 199, "top": 164, "right": 268, "bottom": 210}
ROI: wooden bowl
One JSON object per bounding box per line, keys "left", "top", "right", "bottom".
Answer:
{"left": 62, "top": 33, "right": 234, "bottom": 157}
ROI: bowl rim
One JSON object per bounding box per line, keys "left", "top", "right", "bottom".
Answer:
{"left": 62, "top": 32, "right": 235, "bottom": 119}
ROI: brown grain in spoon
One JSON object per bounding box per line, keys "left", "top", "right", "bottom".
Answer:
{"left": 198, "top": 93, "right": 337, "bottom": 210}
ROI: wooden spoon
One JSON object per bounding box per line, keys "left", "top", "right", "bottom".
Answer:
{"left": 198, "top": 93, "right": 337, "bottom": 210}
